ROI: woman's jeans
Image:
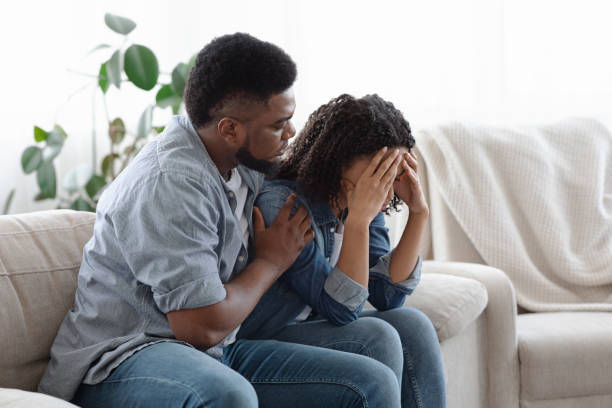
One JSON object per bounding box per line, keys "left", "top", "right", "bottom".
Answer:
{"left": 272, "top": 307, "right": 447, "bottom": 408}
{"left": 72, "top": 317, "right": 402, "bottom": 408}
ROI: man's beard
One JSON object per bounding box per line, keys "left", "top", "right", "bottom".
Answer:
{"left": 236, "top": 147, "right": 279, "bottom": 178}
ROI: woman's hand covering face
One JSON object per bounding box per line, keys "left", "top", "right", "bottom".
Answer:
{"left": 344, "top": 147, "right": 402, "bottom": 224}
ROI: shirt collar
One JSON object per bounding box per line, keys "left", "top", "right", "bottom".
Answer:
{"left": 178, "top": 115, "right": 263, "bottom": 194}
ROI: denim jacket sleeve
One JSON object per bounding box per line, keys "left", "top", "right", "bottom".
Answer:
{"left": 367, "top": 212, "right": 422, "bottom": 311}
{"left": 255, "top": 184, "right": 369, "bottom": 325}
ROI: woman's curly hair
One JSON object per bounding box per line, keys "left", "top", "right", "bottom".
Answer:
{"left": 276, "top": 94, "right": 415, "bottom": 213}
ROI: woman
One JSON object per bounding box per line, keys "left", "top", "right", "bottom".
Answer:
{"left": 238, "top": 94, "right": 446, "bottom": 407}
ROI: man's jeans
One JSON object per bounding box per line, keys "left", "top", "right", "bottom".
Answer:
{"left": 71, "top": 317, "right": 402, "bottom": 408}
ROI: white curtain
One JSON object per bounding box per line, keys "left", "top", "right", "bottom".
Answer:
{"left": 2, "top": 0, "right": 611, "bottom": 217}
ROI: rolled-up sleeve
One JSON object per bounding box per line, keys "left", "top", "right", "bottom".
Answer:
{"left": 113, "top": 172, "right": 227, "bottom": 314}
{"left": 323, "top": 266, "right": 369, "bottom": 311}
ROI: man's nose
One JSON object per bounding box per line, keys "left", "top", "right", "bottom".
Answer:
{"left": 283, "top": 121, "right": 296, "bottom": 140}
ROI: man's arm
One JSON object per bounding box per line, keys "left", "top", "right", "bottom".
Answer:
{"left": 167, "top": 194, "right": 313, "bottom": 349}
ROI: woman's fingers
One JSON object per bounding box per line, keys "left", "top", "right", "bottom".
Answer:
{"left": 405, "top": 151, "right": 418, "bottom": 172}
{"left": 365, "top": 147, "right": 388, "bottom": 176}
{"left": 382, "top": 153, "right": 403, "bottom": 188}
{"left": 374, "top": 149, "right": 400, "bottom": 179}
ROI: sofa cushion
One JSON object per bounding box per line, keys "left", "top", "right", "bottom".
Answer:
{"left": 366, "top": 272, "right": 488, "bottom": 342}
{"left": 0, "top": 388, "right": 78, "bottom": 407}
{"left": 518, "top": 312, "right": 612, "bottom": 402}
{"left": 0, "top": 210, "right": 95, "bottom": 391}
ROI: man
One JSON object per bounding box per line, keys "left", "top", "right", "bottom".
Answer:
{"left": 38, "top": 34, "right": 402, "bottom": 407}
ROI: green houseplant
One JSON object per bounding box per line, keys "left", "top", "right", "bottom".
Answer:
{"left": 19, "top": 13, "right": 195, "bottom": 212}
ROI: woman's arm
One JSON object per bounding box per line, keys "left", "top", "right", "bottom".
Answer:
{"left": 367, "top": 212, "right": 422, "bottom": 311}
{"left": 255, "top": 182, "right": 368, "bottom": 325}
{"left": 389, "top": 150, "right": 429, "bottom": 282}
{"left": 367, "top": 150, "right": 429, "bottom": 311}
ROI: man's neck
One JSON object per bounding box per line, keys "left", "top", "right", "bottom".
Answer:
{"left": 197, "top": 127, "right": 235, "bottom": 180}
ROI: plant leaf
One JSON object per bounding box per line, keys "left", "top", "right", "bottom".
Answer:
{"left": 124, "top": 45, "right": 159, "bottom": 91}
{"left": 36, "top": 161, "right": 57, "bottom": 199}
{"left": 101, "top": 153, "right": 120, "bottom": 179}
{"left": 137, "top": 105, "right": 153, "bottom": 139}
{"left": 70, "top": 197, "right": 95, "bottom": 212}
{"left": 2, "top": 188, "right": 15, "bottom": 215}
{"left": 188, "top": 53, "right": 197, "bottom": 71}
{"left": 104, "top": 13, "right": 136, "bottom": 35}
{"left": 98, "top": 63, "right": 110, "bottom": 93}
{"left": 107, "top": 50, "right": 122, "bottom": 89}
{"left": 63, "top": 163, "right": 93, "bottom": 194}
{"left": 34, "top": 126, "right": 48, "bottom": 142}
{"left": 171, "top": 62, "right": 189, "bottom": 97}
{"left": 108, "top": 117, "right": 126, "bottom": 144}
{"left": 21, "top": 146, "right": 42, "bottom": 174}
{"left": 85, "top": 174, "right": 107, "bottom": 200}
{"left": 42, "top": 145, "right": 62, "bottom": 162}
{"left": 88, "top": 43, "right": 111, "bottom": 55}
{"left": 156, "top": 85, "right": 182, "bottom": 109}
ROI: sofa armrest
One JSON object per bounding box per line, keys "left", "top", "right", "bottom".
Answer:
{"left": 423, "top": 261, "right": 519, "bottom": 408}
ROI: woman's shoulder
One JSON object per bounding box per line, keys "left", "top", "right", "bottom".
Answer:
{"left": 257, "top": 178, "right": 309, "bottom": 209}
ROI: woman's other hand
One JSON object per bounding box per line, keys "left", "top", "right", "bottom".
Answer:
{"left": 394, "top": 151, "right": 429, "bottom": 215}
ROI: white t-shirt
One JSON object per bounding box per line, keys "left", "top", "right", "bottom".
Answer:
{"left": 224, "top": 168, "right": 249, "bottom": 248}
{"left": 219, "top": 168, "right": 249, "bottom": 348}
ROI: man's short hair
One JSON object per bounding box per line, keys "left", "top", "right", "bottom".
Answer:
{"left": 185, "top": 33, "right": 297, "bottom": 129}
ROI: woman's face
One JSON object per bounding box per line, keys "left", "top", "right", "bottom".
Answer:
{"left": 341, "top": 147, "right": 410, "bottom": 211}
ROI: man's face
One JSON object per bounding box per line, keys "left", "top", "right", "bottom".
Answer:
{"left": 237, "top": 88, "right": 296, "bottom": 174}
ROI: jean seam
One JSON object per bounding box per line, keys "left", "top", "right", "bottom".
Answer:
{"left": 250, "top": 378, "right": 368, "bottom": 408}
{"left": 101, "top": 376, "right": 204, "bottom": 405}
{"left": 316, "top": 339, "right": 372, "bottom": 358}
{"left": 404, "top": 350, "right": 424, "bottom": 408}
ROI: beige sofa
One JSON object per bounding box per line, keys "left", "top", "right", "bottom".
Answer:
{"left": 413, "top": 143, "right": 612, "bottom": 408}
{"left": 1, "top": 208, "right": 506, "bottom": 407}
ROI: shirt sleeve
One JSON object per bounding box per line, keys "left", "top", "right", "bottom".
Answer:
{"left": 367, "top": 212, "right": 423, "bottom": 311}
{"left": 112, "top": 172, "right": 227, "bottom": 314}
{"left": 255, "top": 184, "right": 369, "bottom": 325}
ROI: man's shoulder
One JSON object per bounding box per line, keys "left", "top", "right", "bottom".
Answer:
{"left": 155, "top": 115, "right": 218, "bottom": 182}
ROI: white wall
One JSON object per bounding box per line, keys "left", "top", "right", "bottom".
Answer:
{"left": 2, "top": 0, "right": 611, "bottom": 215}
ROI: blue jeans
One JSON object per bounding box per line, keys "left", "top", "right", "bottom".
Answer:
{"left": 360, "top": 308, "right": 446, "bottom": 408}
{"left": 72, "top": 317, "right": 402, "bottom": 408}
{"left": 243, "top": 306, "right": 445, "bottom": 408}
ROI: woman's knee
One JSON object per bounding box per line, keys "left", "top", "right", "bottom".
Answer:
{"left": 352, "top": 316, "right": 403, "bottom": 356}
{"left": 203, "top": 375, "right": 257, "bottom": 408}
{"left": 352, "top": 357, "right": 401, "bottom": 407}
{"left": 390, "top": 307, "right": 439, "bottom": 344}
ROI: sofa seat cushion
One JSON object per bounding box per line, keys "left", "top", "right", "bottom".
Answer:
{"left": 0, "top": 388, "right": 78, "bottom": 407}
{"left": 518, "top": 312, "right": 612, "bottom": 402}
{"left": 366, "top": 272, "right": 488, "bottom": 342}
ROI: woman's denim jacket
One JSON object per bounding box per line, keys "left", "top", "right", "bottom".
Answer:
{"left": 238, "top": 179, "right": 422, "bottom": 340}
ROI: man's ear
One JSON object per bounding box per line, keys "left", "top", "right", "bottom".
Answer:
{"left": 217, "top": 117, "right": 245, "bottom": 148}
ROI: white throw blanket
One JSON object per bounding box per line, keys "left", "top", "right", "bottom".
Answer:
{"left": 417, "top": 118, "right": 612, "bottom": 312}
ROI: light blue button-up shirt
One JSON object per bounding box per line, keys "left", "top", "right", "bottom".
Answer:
{"left": 38, "top": 115, "right": 263, "bottom": 401}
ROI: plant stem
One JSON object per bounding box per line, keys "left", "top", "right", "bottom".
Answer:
{"left": 91, "top": 86, "right": 97, "bottom": 173}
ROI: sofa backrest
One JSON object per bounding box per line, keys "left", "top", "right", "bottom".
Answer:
{"left": 414, "top": 145, "right": 486, "bottom": 264}
{"left": 0, "top": 210, "right": 95, "bottom": 391}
